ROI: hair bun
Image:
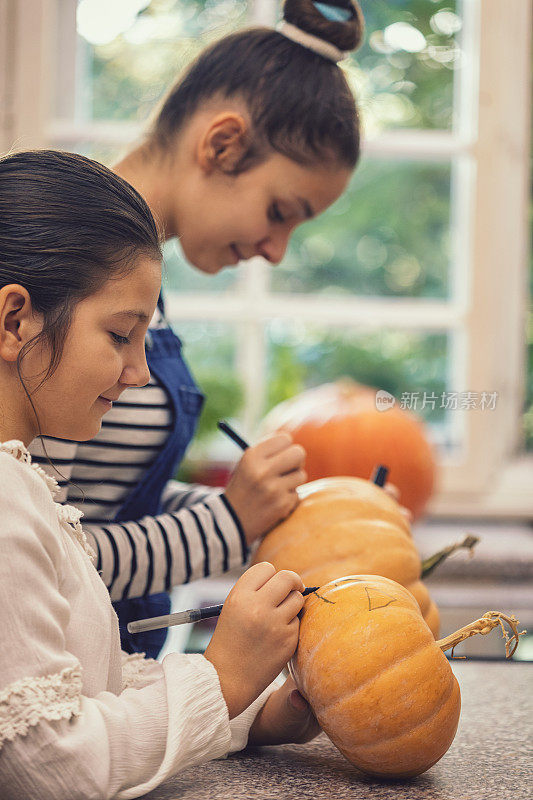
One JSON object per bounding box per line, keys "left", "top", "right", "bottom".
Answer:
{"left": 283, "top": 0, "right": 364, "bottom": 53}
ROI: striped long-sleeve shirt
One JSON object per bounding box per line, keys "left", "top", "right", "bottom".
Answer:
{"left": 29, "top": 327, "right": 249, "bottom": 602}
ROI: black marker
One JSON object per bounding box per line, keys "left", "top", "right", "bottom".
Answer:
{"left": 127, "top": 586, "right": 320, "bottom": 634}
{"left": 370, "top": 464, "right": 389, "bottom": 487}
{"left": 217, "top": 420, "right": 249, "bottom": 451}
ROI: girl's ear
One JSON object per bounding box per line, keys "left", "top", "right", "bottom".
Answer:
{"left": 197, "top": 113, "right": 250, "bottom": 174}
{"left": 0, "top": 285, "right": 41, "bottom": 362}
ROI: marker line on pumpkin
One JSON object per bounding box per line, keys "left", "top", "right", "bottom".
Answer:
{"left": 365, "top": 586, "right": 397, "bottom": 612}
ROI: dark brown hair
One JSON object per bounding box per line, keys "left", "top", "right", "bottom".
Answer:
{"left": 149, "top": 0, "right": 364, "bottom": 173}
{"left": 0, "top": 149, "right": 162, "bottom": 395}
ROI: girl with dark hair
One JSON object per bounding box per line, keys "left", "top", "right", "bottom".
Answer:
{"left": 30, "top": 0, "right": 391, "bottom": 663}
{"left": 0, "top": 149, "right": 320, "bottom": 799}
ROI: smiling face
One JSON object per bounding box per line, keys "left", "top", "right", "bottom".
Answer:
{"left": 174, "top": 152, "right": 351, "bottom": 273}
{"left": 24, "top": 256, "right": 161, "bottom": 442}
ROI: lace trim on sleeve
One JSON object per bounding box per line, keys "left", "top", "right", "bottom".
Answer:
{"left": 56, "top": 504, "right": 96, "bottom": 563}
{"left": 0, "top": 665, "right": 83, "bottom": 747}
{"left": 121, "top": 652, "right": 157, "bottom": 690}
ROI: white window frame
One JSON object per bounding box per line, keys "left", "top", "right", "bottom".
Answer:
{"left": 1, "top": 0, "right": 531, "bottom": 518}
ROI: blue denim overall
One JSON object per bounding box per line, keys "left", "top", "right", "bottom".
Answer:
{"left": 112, "top": 297, "right": 204, "bottom": 659}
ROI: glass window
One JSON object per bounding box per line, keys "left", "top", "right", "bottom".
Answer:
{"left": 168, "top": 318, "right": 243, "bottom": 448}
{"left": 74, "top": 0, "right": 248, "bottom": 122}
{"left": 45, "top": 0, "right": 532, "bottom": 509}
{"left": 272, "top": 159, "right": 452, "bottom": 298}
{"left": 163, "top": 240, "right": 242, "bottom": 294}
{"left": 350, "top": 0, "right": 461, "bottom": 133}
{"left": 265, "top": 321, "right": 453, "bottom": 446}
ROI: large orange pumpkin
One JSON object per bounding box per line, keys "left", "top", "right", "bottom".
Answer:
{"left": 289, "top": 575, "right": 521, "bottom": 778}
{"left": 252, "top": 476, "right": 440, "bottom": 637}
{"left": 261, "top": 379, "right": 437, "bottom": 520}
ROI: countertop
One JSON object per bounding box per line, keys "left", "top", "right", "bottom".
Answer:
{"left": 142, "top": 660, "right": 532, "bottom": 800}
{"left": 412, "top": 520, "right": 533, "bottom": 582}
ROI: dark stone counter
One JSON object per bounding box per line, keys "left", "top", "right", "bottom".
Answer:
{"left": 143, "top": 660, "right": 532, "bottom": 800}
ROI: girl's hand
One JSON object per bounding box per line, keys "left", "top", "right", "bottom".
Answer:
{"left": 204, "top": 562, "right": 304, "bottom": 720}
{"left": 247, "top": 676, "right": 321, "bottom": 746}
{"left": 224, "top": 433, "right": 307, "bottom": 544}
{"left": 383, "top": 481, "right": 413, "bottom": 524}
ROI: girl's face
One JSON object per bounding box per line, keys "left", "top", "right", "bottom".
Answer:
{"left": 174, "top": 153, "right": 351, "bottom": 274}
{"left": 26, "top": 256, "right": 161, "bottom": 442}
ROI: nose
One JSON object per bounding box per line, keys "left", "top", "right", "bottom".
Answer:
{"left": 120, "top": 343, "right": 151, "bottom": 388}
{"left": 256, "top": 229, "right": 291, "bottom": 265}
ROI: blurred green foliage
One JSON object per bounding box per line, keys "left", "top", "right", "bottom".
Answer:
{"left": 266, "top": 328, "right": 449, "bottom": 426}
{"left": 275, "top": 159, "right": 451, "bottom": 298}
{"left": 192, "top": 369, "right": 244, "bottom": 442}
{"left": 349, "top": 0, "right": 460, "bottom": 133}
{"left": 86, "top": 0, "right": 248, "bottom": 123}
{"left": 170, "top": 320, "right": 244, "bottom": 453}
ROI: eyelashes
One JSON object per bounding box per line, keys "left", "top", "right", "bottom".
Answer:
{"left": 110, "top": 332, "right": 131, "bottom": 346}
{"left": 271, "top": 203, "right": 286, "bottom": 224}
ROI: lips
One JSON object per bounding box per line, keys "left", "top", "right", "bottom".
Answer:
{"left": 98, "top": 394, "right": 121, "bottom": 407}
{"left": 230, "top": 244, "right": 243, "bottom": 263}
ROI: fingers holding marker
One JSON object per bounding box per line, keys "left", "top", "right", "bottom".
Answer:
{"left": 279, "top": 468, "right": 308, "bottom": 492}
{"left": 258, "top": 567, "right": 305, "bottom": 606}
{"left": 383, "top": 480, "right": 413, "bottom": 522}
{"left": 267, "top": 442, "right": 306, "bottom": 477}
{"left": 223, "top": 433, "right": 307, "bottom": 542}
{"left": 204, "top": 562, "right": 305, "bottom": 719}
{"left": 383, "top": 481, "right": 400, "bottom": 502}
{"left": 237, "top": 560, "right": 277, "bottom": 590}
{"left": 254, "top": 431, "right": 295, "bottom": 458}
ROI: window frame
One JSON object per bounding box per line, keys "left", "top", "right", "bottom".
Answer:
{"left": 1, "top": 0, "right": 531, "bottom": 518}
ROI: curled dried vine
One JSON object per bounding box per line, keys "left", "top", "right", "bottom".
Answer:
{"left": 436, "top": 611, "right": 525, "bottom": 659}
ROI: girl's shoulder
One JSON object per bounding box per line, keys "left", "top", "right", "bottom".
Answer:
{"left": 0, "top": 441, "right": 65, "bottom": 568}
{"left": 0, "top": 440, "right": 60, "bottom": 502}
{"left": 0, "top": 441, "right": 96, "bottom": 562}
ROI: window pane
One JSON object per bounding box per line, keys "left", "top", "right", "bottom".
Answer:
{"left": 168, "top": 319, "right": 243, "bottom": 452}
{"left": 51, "top": 141, "right": 124, "bottom": 166}
{"left": 74, "top": 0, "right": 248, "bottom": 123}
{"left": 265, "top": 321, "right": 454, "bottom": 451}
{"left": 163, "top": 240, "right": 241, "bottom": 294}
{"left": 273, "top": 158, "right": 451, "bottom": 299}
{"left": 350, "top": 0, "right": 461, "bottom": 132}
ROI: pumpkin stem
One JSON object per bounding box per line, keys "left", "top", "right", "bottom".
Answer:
{"left": 421, "top": 534, "right": 479, "bottom": 578}
{"left": 436, "top": 612, "right": 526, "bottom": 659}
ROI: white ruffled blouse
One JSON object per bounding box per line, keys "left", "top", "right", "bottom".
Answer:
{"left": 0, "top": 442, "right": 280, "bottom": 799}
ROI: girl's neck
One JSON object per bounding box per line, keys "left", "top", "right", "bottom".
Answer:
{"left": 0, "top": 375, "right": 35, "bottom": 447}
{"left": 114, "top": 144, "right": 177, "bottom": 241}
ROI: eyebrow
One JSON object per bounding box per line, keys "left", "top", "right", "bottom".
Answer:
{"left": 297, "top": 197, "right": 314, "bottom": 219}
{"left": 111, "top": 310, "right": 150, "bottom": 323}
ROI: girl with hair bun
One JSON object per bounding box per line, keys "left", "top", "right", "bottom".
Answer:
{"left": 0, "top": 148, "right": 317, "bottom": 799}
{"left": 32, "top": 0, "right": 392, "bottom": 678}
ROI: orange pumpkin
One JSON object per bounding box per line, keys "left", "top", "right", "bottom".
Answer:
{"left": 252, "top": 476, "right": 440, "bottom": 637}
{"left": 289, "top": 575, "right": 521, "bottom": 778}
{"left": 261, "top": 379, "right": 437, "bottom": 520}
